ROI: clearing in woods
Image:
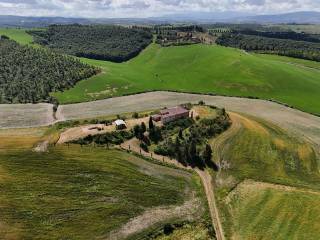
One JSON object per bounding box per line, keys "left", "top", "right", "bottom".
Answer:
{"left": 0, "top": 28, "right": 34, "bottom": 45}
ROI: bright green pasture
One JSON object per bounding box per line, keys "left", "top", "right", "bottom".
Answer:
{"left": 0, "top": 146, "right": 197, "bottom": 239}
{"left": 53, "top": 44, "right": 320, "bottom": 115}
{"left": 0, "top": 28, "right": 34, "bottom": 45}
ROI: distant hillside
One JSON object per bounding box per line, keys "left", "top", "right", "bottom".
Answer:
{"left": 0, "top": 15, "right": 90, "bottom": 27}
{"left": 236, "top": 11, "right": 320, "bottom": 24}
{"left": 1, "top": 11, "right": 320, "bottom": 26}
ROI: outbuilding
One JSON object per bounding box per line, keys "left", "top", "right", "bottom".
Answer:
{"left": 114, "top": 119, "right": 127, "bottom": 130}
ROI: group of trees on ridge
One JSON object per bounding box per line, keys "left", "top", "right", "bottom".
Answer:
{"left": 216, "top": 30, "right": 320, "bottom": 62}
{"left": 29, "top": 25, "right": 153, "bottom": 63}
{"left": 0, "top": 37, "right": 99, "bottom": 104}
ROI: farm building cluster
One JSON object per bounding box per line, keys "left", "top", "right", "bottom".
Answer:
{"left": 152, "top": 106, "right": 190, "bottom": 124}
{"left": 113, "top": 106, "right": 190, "bottom": 131}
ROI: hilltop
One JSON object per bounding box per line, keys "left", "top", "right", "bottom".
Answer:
{"left": 53, "top": 43, "right": 320, "bottom": 115}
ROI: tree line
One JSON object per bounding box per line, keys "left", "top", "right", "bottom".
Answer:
{"left": 0, "top": 37, "right": 98, "bottom": 104}
{"left": 235, "top": 29, "right": 320, "bottom": 43}
{"left": 217, "top": 33, "right": 320, "bottom": 62}
{"left": 28, "top": 24, "right": 153, "bottom": 63}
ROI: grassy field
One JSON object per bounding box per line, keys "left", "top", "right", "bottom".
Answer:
{"left": 53, "top": 44, "right": 320, "bottom": 115}
{"left": 224, "top": 180, "right": 320, "bottom": 240}
{"left": 1, "top": 28, "right": 320, "bottom": 115}
{"left": 212, "top": 113, "right": 320, "bottom": 239}
{"left": 0, "top": 28, "right": 34, "bottom": 45}
{"left": 217, "top": 113, "right": 320, "bottom": 190}
{"left": 0, "top": 141, "right": 205, "bottom": 239}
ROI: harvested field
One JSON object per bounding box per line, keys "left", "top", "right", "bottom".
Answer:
{"left": 223, "top": 180, "right": 320, "bottom": 240}
{"left": 2, "top": 92, "right": 320, "bottom": 146}
{"left": 0, "top": 103, "right": 54, "bottom": 129}
{"left": 57, "top": 92, "right": 320, "bottom": 146}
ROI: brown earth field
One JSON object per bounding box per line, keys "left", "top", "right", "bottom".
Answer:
{"left": 1, "top": 92, "right": 320, "bottom": 147}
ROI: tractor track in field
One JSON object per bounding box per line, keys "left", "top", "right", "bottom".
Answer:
{"left": 210, "top": 112, "right": 242, "bottom": 166}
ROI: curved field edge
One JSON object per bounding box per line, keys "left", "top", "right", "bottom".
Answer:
{"left": 2, "top": 92, "right": 320, "bottom": 148}
{"left": 209, "top": 112, "right": 320, "bottom": 239}
{"left": 1, "top": 28, "right": 319, "bottom": 115}
{"left": 52, "top": 43, "right": 320, "bottom": 116}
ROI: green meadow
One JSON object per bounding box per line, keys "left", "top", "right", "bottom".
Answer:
{"left": 54, "top": 44, "right": 320, "bottom": 115}
{"left": 0, "top": 28, "right": 34, "bottom": 45}
{"left": 1, "top": 28, "right": 320, "bottom": 115}
{"left": 0, "top": 146, "right": 202, "bottom": 239}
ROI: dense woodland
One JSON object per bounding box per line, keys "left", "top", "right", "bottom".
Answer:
{"left": 235, "top": 29, "right": 320, "bottom": 43}
{"left": 0, "top": 37, "right": 98, "bottom": 103}
{"left": 29, "top": 25, "right": 153, "bottom": 62}
{"left": 217, "top": 32, "right": 320, "bottom": 62}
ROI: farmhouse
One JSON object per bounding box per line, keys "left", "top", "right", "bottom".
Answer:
{"left": 153, "top": 106, "right": 190, "bottom": 124}
{"left": 115, "top": 119, "right": 127, "bottom": 130}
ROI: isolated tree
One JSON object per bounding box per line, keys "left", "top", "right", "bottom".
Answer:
{"left": 203, "top": 144, "right": 213, "bottom": 165}
{"left": 148, "top": 116, "right": 154, "bottom": 130}
{"left": 189, "top": 140, "right": 197, "bottom": 163}
{"left": 178, "top": 128, "right": 183, "bottom": 139}
{"left": 133, "top": 124, "right": 142, "bottom": 140}
{"left": 141, "top": 122, "right": 147, "bottom": 133}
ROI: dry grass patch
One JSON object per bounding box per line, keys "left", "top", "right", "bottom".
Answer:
{"left": 223, "top": 180, "right": 320, "bottom": 240}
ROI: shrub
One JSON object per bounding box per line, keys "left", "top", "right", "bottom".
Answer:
{"left": 140, "top": 142, "right": 149, "bottom": 152}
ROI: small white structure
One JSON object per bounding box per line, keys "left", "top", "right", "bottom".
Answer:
{"left": 115, "top": 119, "right": 127, "bottom": 130}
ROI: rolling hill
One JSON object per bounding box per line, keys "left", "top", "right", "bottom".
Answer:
{"left": 211, "top": 113, "right": 320, "bottom": 239}
{"left": 53, "top": 43, "right": 320, "bottom": 115}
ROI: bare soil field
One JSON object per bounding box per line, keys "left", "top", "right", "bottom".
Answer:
{"left": 0, "top": 103, "right": 54, "bottom": 129}
{"left": 2, "top": 91, "right": 320, "bottom": 146}
{"left": 57, "top": 92, "right": 320, "bottom": 146}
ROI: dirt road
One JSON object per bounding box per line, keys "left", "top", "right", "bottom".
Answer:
{"left": 120, "top": 139, "right": 225, "bottom": 240}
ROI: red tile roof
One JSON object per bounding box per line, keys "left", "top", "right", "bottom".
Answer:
{"left": 160, "top": 106, "right": 189, "bottom": 116}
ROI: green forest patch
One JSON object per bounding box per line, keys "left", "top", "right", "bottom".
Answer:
{"left": 0, "top": 146, "right": 201, "bottom": 239}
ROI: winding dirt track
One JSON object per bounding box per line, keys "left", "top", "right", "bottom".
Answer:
{"left": 120, "top": 139, "right": 225, "bottom": 240}
{"left": 2, "top": 92, "right": 320, "bottom": 147}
